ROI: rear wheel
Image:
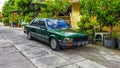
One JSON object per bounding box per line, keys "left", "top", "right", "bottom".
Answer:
{"left": 27, "top": 32, "right": 33, "bottom": 40}
{"left": 50, "top": 38, "right": 60, "bottom": 51}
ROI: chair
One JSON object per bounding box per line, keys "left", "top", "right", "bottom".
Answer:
{"left": 94, "top": 25, "right": 109, "bottom": 42}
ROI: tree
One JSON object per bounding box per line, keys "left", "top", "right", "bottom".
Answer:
{"left": 14, "top": 0, "right": 32, "bottom": 16}
{"left": 46, "top": 0, "right": 70, "bottom": 16}
{"left": 80, "top": 0, "right": 120, "bottom": 35}
{"left": 96, "top": 0, "right": 120, "bottom": 35}
{"left": 2, "top": 0, "right": 16, "bottom": 17}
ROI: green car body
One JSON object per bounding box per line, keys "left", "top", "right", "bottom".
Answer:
{"left": 24, "top": 18, "right": 88, "bottom": 50}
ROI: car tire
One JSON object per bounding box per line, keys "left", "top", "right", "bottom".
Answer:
{"left": 50, "top": 38, "right": 60, "bottom": 51}
{"left": 27, "top": 32, "right": 33, "bottom": 40}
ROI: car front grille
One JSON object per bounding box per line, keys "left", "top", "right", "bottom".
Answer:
{"left": 73, "top": 36, "right": 88, "bottom": 42}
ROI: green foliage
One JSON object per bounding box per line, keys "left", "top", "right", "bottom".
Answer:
{"left": 9, "top": 14, "right": 20, "bottom": 24}
{"left": 80, "top": 0, "right": 97, "bottom": 16}
{"left": 46, "top": 0, "right": 70, "bottom": 16}
{"left": 28, "top": 12, "right": 35, "bottom": 17}
{"left": 2, "top": 0, "right": 16, "bottom": 17}
{"left": 96, "top": 0, "right": 120, "bottom": 26}
{"left": 37, "top": 12, "right": 52, "bottom": 18}
{"left": 0, "top": 14, "right": 2, "bottom": 21}
{"left": 24, "top": 14, "right": 33, "bottom": 23}
{"left": 14, "top": 0, "right": 32, "bottom": 15}
{"left": 80, "top": 0, "right": 120, "bottom": 35}
{"left": 0, "top": 17, "right": 2, "bottom": 21}
{"left": 2, "top": 17, "right": 9, "bottom": 26}
{"left": 14, "top": 0, "right": 40, "bottom": 16}
{"left": 78, "top": 15, "right": 99, "bottom": 35}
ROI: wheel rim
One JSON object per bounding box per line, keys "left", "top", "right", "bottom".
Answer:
{"left": 51, "top": 39, "right": 57, "bottom": 49}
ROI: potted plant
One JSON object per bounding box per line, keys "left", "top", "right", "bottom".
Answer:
{"left": 93, "top": 0, "right": 120, "bottom": 48}
{"left": 104, "top": 33, "right": 117, "bottom": 48}
{"left": 117, "top": 36, "right": 120, "bottom": 49}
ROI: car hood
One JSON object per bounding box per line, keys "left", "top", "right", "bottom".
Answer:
{"left": 52, "top": 28, "right": 88, "bottom": 37}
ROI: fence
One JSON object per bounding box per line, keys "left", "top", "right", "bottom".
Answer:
{"left": 102, "top": 25, "right": 120, "bottom": 34}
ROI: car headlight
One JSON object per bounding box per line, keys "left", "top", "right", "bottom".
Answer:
{"left": 63, "top": 38, "right": 73, "bottom": 43}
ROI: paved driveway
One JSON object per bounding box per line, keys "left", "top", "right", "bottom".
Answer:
{"left": 0, "top": 23, "right": 120, "bottom": 68}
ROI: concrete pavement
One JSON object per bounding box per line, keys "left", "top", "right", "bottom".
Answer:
{"left": 0, "top": 23, "right": 120, "bottom": 68}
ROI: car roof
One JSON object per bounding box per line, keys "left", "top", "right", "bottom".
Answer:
{"left": 35, "top": 18, "right": 63, "bottom": 21}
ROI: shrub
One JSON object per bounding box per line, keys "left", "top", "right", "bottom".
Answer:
{"left": 2, "top": 17, "right": 9, "bottom": 26}
{"left": 78, "top": 15, "right": 99, "bottom": 35}
{"left": 9, "top": 14, "right": 20, "bottom": 23}
{"left": 9, "top": 14, "right": 20, "bottom": 26}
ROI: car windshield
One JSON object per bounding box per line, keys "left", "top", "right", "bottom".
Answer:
{"left": 46, "top": 19, "right": 70, "bottom": 29}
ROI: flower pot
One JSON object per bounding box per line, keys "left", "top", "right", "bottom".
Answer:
{"left": 104, "top": 38, "right": 117, "bottom": 48}
{"left": 117, "top": 40, "right": 120, "bottom": 49}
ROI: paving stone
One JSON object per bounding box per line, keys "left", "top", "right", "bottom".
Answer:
{"left": 54, "top": 50, "right": 86, "bottom": 63}
{"left": 0, "top": 46, "right": 17, "bottom": 54}
{"left": 0, "top": 60, "right": 36, "bottom": 68}
{"left": 31, "top": 54, "right": 70, "bottom": 68}
{"left": 22, "top": 48, "right": 52, "bottom": 59}
{"left": 0, "top": 39, "right": 9, "bottom": 43}
{"left": 56, "top": 64, "right": 79, "bottom": 68}
{"left": 0, "top": 35, "right": 3, "bottom": 39}
{"left": 76, "top": 60, "right": 108, "bottom": 68}
{"left": 0, "top": 52, "right": 27, "bottom": 65}
{"left": 0, "top": 42, "right": 12, "bottom": 48}
{"left": 14, "top": 43, "right": 46, "bottom": 51}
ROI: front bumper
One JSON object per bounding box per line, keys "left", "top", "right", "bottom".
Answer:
{"left": 58, "top": 41, "right": 88, "bottom": 47}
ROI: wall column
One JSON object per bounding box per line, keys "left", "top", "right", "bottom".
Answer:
{"left": 71, "top": 0, "right": 80, "bottom": 29}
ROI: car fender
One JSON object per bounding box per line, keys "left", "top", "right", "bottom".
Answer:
{"left": 49, "top": 35, "right": 57, "bottom": 42}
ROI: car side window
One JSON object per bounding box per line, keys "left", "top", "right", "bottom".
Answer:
{"left": 38, "top": 21, "right": 46, "bottom": 28}
{"left": 30, "top": 19, "right": 38, "bottom": 26}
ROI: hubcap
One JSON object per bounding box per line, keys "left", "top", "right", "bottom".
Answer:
{"left": 51, "top": 39, "right": 57, "bottom": 49}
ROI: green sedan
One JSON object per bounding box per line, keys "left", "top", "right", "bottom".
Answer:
{"left": 24, "top": 18, "right": 88, "bottom": 51}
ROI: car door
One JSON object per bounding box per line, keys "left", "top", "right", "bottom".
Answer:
{"left": 29, "top": 18, "right": 39, "bottom": 38}
{"left": 36, "top": 20, "right": 49, "bottom": 42}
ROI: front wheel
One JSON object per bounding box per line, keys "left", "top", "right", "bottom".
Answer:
{"left": 50, "top": 38, "right": 60, "bottom": 51}
{"left": 27, "top": 32, "right": 33, "bottom": 40}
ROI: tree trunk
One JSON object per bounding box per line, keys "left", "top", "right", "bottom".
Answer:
{"left": 110, "top": 25, "right": 113, "bottom": 36}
